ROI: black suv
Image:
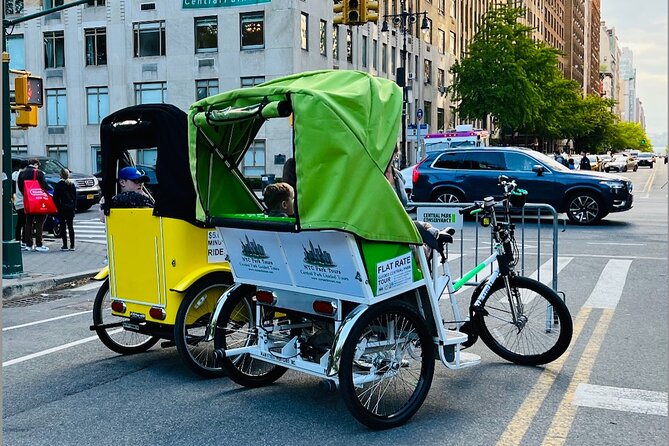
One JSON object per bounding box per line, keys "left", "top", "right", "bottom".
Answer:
{"left": 12, "top": 155, "right": 102, "bottom": 211}
{"left": 411, "top": 147, "right": 634, "bottom": 225}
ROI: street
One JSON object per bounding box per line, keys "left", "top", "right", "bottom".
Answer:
{"left": 2, "top": 166, "right": 667, "bottom": 445}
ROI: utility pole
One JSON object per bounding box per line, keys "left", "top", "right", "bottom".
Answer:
{"left": 3, "top": 0, "right": 90, "bottom": 277}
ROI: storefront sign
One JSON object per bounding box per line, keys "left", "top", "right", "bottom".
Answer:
{"left": 183, "top": 0, "right": 270, "bottom": 9}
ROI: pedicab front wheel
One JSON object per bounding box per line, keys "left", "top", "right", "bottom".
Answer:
{"left": 213, "top": 286, "right": 288, "bottom": 387}
{"left": 93, "top": 279, "right": 160, "bottom": 354}
{"left": 174, "top": 273, "right": 232, "bottom": 379}
{"left": 338, "top": 301, "right": 435, "bottom": 430}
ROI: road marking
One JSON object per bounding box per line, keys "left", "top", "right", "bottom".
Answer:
{"left": 495, "top": 308, "right": 592, "bottom": 446}
{"left": 527, "top": 257, "right": 573, "bottom": 286}
{"left": 2, "top": 310, "right": 90, "bottom": 332}
{"left": 573, "top": 383, "right": 667, "bottom": 417}
{"left": 583, "top": 259, "right": 632, "bottom": 309}
{"left": 562, "top": 254, "right": 666, "bottom": 261}
{"left": 541, "top": 309, "right": 614, "bottom": 446}
{"left": 2, "top": 331, "right": 121, "bottom": 367}
{"left": 641, "top": 170, "right": 656, "bottom": 197}
{"left": 585, "top": 242, "right": 645, "bottom": 246}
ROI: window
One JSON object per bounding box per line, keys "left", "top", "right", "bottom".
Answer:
{"left": 434, "top": 151, "right": 464, "bottom": 169}
{"left": 243, "top": 140, "right": 265, "bottom": 177}
{"left": 423, "top": 18, "right": 432, "bottom": 44}
{"left": 195, "top": 16, "right": 218, "bottom": 53}
{"left": 87, "top": 0, "right": 105, "bottom": 6}
{"left": 5, "top": 0, "right": 24, "bottom": 14}
{"left": 241, "top": 76, "right": 265, "bottom": 88}
{"left": 12, "top": 145, "right": 28, "bottom": 156}
{"left": 424, "top": 101, "right": 432, "bottom": 126}
{"left": 86, "top": 86, "right": 109, "bottom": 124}
{"left": 381, "top": 43, "right": 387, "bottom": 73}
{"left": 133, "top": 21, "right": 166, "bottom": 57}
{"left": 450, "top": 0, "right": 456, "bottom": 17}
{"left": 391, "top": 46, "right": 396, "bottom": 74}
{"left": 45, "top": 0, "right": 64, "bottom": 8}
{"left": 319, "top": 20, "right": 327, "bottom": 56}
{"left": 438, "top": 0, "right": 445, "bottom": 15}
{"left": 44, "top": 31, "right": 65, "bottom": 68}
{"left": 46, "top": 88, "right": 67, "bottom": 126}
{"left": 135, "top": 82, "right": 166, "bottom": 104}
{"left": 137, "top": 149, "right": 157, "bottom": 165}
{"left": 47, "top": 145, "right": 68, "bottom": 166}
{"left": 438, "top": 29, "right": 445, "bottom": 54}
{"left": 438, "top": 69, "right": 445, "bottom": 89}
{"left": 196, "top": 79, "right": 219, "bottom": 100}
{"left": 460, "top": 152, "right": 505, "bottom": 170}
{"left": 437, "top": 108, "right": 445, "bottom": 132}
{"left": 504, "top": 153, "right": 536, "bottom": 172}
{"left": 300, "top": 12, "right": 308, "bottom": 50}
{"left": 332, "top": 27, "right": 339, "bottom": 60}
{"left": 85, "top": 28, "right": 107, "bottom": 65}
{"left": 449, "top": 31, "right": 456, "bottom": 55}
{"left": 240, "top": 12, "right": 264, "bottom": 49}
{"left": 92, "top": 145, "right": 102, "bottom": 173}
{"left": 361, "top": 35, "right": 368, "bottom": 68}
{"left": 424, "top": 59, "right": 432, "bottom": 84}
{"left": 7, "top": 35, "right": 25, "bottom": 70}
{"left": 372, "top": 39, "right": 378, "bottom": 70}
{"left": 346, "top": 28, "right": 352, "bottom": 63}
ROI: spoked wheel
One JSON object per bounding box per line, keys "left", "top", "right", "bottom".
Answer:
{"left": 566, "top": 192, "right": 603, "bottom": 225}
{"left": 92, "top": 279, "right": 160, "bottom": 354}
{"left": 338, "top": 302, "right": 434, "bottom": 430}
{"left": 471, "top": 276, "right": 573, "bottom": 366}
{"left": 174, "top": 273, "right": 232, "bottom": 378}
{"left": 433, "top": 189, "right": 463, "bottom": 203}
{"left": 213, "top": 286, "right": 287, "bottom": 387}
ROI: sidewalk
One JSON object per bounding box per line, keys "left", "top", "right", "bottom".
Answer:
{"left": 2, "top": 238, "right": 107, "bottom": 300}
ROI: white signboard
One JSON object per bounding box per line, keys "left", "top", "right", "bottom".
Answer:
{"left": 417, "top": 207, "right": 463, "bottom": 230}
{"left": 279, "top": 232, "right": 367, "bottom": 297}
{"left": 218, "top": 228, "right": 292, "bottom": 285}
{"left": 207, "top": 230, "right": 228, "bottom": 263}
{"left": 376, "top": 253, "right": 413, "bottom": 294}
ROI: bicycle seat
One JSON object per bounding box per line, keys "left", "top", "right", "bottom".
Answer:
{"left": 437, "top": 228, "right": 454, "bottom": 248}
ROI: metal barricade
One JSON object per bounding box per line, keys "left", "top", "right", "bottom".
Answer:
{"left": 411, "top": 202, "right": 562, "bottom": 293}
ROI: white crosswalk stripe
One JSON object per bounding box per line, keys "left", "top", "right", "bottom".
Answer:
{"left": 73, "top": 217, "right": 106, "bottom": 244}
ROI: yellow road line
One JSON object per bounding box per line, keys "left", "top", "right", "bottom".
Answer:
{"left": 541, "top": 309, "right": 614, "bottom": 445}
{"left": 496, "top": 307, "right": 592, "bottom": 446}
{"left": 642, "top": 170, "right": 656, "bottom": 193}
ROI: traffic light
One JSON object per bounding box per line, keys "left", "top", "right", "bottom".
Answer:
{"left": 333, "top": 0, "right": 346, "bottom": 25}
{"left": 15, "top": 75, "right": 43, "bottom": 107}
{"left": 16, "top": 106, "right": 38, "bottom": 127}
{"left": 348, "top": 0, "right": 362, "bottom": 24}
{"left": 363, "top": 0, "right": 379, "bottom": 23}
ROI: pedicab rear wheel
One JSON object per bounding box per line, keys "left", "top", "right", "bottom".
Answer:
{"left": 174, "top": 273, "right": 232, "bottom": 379}
{"left": 338, "top": 301, "right": 435, "bottom": 430}
{"left": 214, "top": 286, "right": 288, "bottom": 387}
{"left": 93, "top": 279, "right": 160, "bottom": 354}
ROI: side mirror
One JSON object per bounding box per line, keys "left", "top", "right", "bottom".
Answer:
{"left": 532, "top": 165, "right": 544, "bottom": 176}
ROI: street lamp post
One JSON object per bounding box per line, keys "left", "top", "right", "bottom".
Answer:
{"left": 381, "top": 1, "right": 429, "bottom": 168}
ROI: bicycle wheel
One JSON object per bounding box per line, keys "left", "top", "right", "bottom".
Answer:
{"left": 213, "top": 287, "right": 287, "bottom": 387}
{"left": 338, "top": 301, "right": 435, "bottom": 430}
{"left": 92, "top": 279, "right": 160, "bottom": 354}
{"left": 174, "top": 273, "right": 232, "bottom": 379}
{"left": 471, "top": 276, "right": 573, "bottom": 366}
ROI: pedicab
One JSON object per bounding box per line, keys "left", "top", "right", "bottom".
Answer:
{"left": 89, "top": 104, "right": 233, "bottom": 378}
{"left": 189, "top": 70, "right": 573, "bottom": 428}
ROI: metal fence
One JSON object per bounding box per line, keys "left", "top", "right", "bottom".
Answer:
{"left": 411, "top": 202, "right": 563, "bottom": 294}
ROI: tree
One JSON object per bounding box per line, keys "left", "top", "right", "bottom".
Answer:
{"left": 604, "top": 121, "right": 652, "bottom": 152}
{"left": 447, "top": 5, "right": 563, "bottom": 140}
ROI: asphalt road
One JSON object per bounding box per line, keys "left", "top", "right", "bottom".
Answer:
{"left": 3, "top": 165, "right": 667, "bottom": 445}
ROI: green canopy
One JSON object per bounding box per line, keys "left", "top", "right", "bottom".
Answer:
{"left": 188, "top": 70, "right": 421, "bottom": 244}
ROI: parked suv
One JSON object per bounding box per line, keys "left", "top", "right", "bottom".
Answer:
{"left": 12, "top": 155, "right": 101, "bottom": 211}
{"left": 411, "top": 147, "right": 634, "bottom": 225}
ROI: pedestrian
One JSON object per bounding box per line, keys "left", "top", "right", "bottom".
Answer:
{"left": 263, "top": 182, "right": 295, "bottom": 217}
{"left": 567, "top": 158, "right": 575, "bottom": 170}
{"left": 11, "top": 160, "right": 29, "bottom": 248}
{"left": 282, "top": 157, "right": 296, "bottom": 191}
{"left": 17, "top": 158, "right": 50, "bottom": 252}
{"left": 109, "top": 166, "right": 154, "bottom": 208}
{"left": 554, "top": 151, "right": 566, "bottom": 167}
{"left": 53, "top": 168, "right": 77, "bottom": 251}
{"left": 579, "top": 152, "right": 591, "bottom": 171}
{"left": 385, "top": 147, "right": 409, "bottom": 210}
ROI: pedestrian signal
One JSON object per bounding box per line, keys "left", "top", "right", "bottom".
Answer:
{"left": 15, "top": 76, "right": 43, "bottom": 107}
{"left": 16, "top": 106, "right": 38, "bottom": 127}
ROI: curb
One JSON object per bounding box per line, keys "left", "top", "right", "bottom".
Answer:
{"left": 2, "top": 269, "right": 102, "bottom": 300}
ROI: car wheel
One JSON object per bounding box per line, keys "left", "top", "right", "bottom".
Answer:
{"left": 650, "top": 163, "right": 654, "bottom": 169}
{"left": 622, "top": 166, "right": 627, "bottom": 172}
{"left": 604, "top": 167, "right": 610, "bottom": 172}
{"left": 432, "top": 189, "right": 463, "bottom": 203}
{"left": 633, "top": 165, "right": 638, "bottom": 172}
{"left": 566, "top": 193, "right": 604, "bottom": 225}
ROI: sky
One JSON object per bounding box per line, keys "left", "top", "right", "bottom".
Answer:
{"left": 601, "top": 1, "right": 668, "bottom": 150}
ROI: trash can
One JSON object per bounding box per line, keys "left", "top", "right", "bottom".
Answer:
{"left": 261, "top": 174, "right": 276, "bottom": 190}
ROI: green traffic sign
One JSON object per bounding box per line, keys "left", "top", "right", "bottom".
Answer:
{"left": 182, "top": 0, "right": 270, "bottom": 8}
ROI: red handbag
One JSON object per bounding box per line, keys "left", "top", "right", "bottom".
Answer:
{"left": 23, "top": 170, "right": 58, "bottom": 214}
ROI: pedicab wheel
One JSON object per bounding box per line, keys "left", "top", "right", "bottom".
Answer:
{"left": 93, "top": 279, "right": 160, "bottom": 354}
{"left": 338, "top": 301, "right": 435, "bottom": 430}
{"left": 174, "top": 273, "right": 232, "bottom": 379}
{"left": 214, "top": 286, "right": 288, "bottom": 387}
{"left": 471, "top": 276, "right": 573, "bottom": 366}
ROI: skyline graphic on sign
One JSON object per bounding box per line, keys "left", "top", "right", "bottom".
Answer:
{"left": 240, "top": 235, "right": 268, "bottom": 259}
{"left": 302, "top": 240, "right": 336, "bottom": 268}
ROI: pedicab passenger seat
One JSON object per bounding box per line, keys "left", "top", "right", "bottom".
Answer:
{"left": 207, "top": 213, "right": 297, "bottom": 232}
